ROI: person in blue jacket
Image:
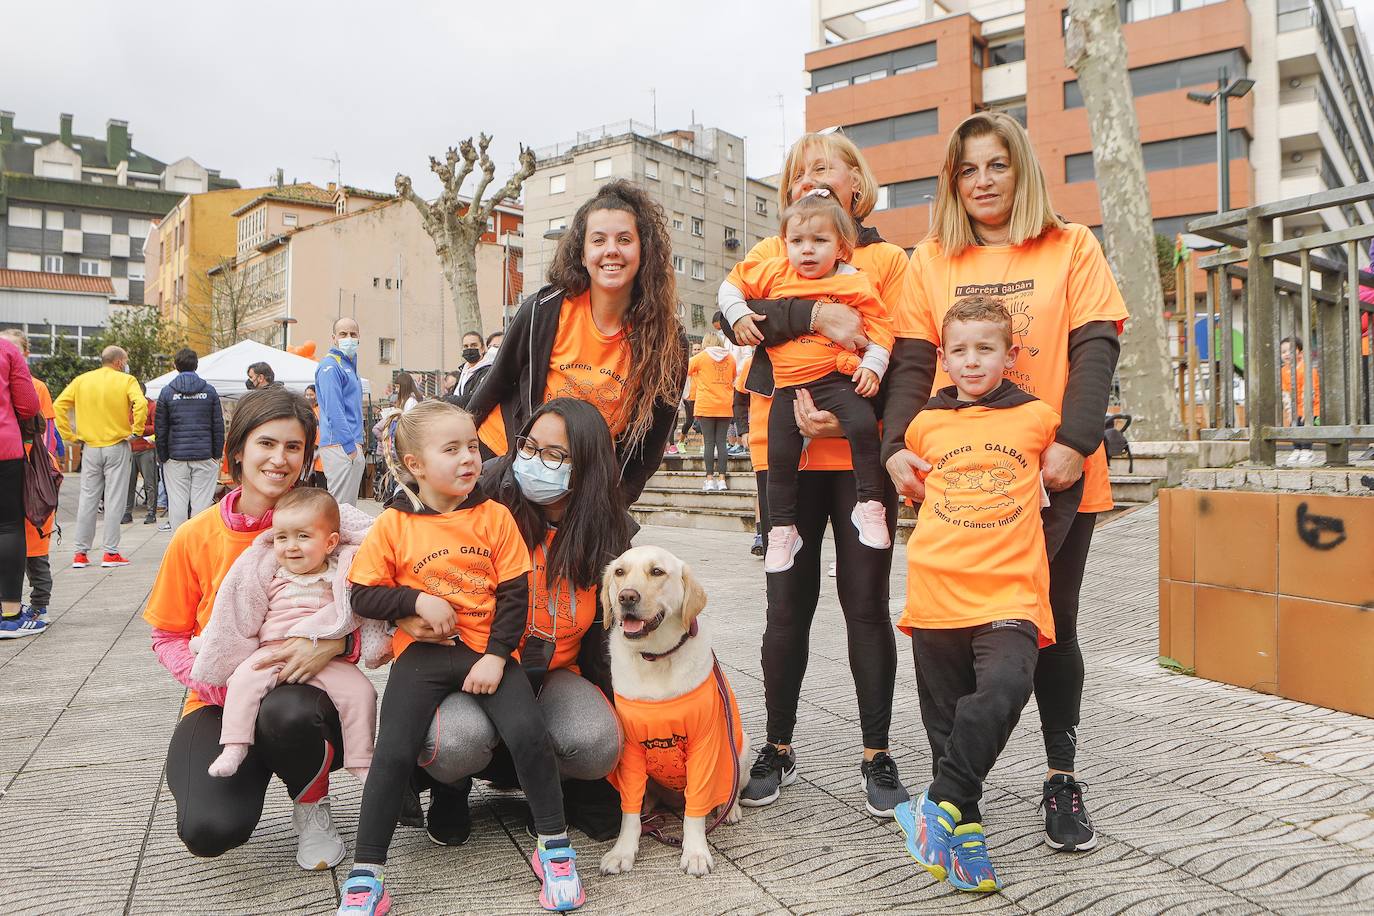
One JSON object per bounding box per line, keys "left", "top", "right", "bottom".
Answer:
{"left": 155, "top": 348, "right": 225, "bottom": 530}
{"left": 315, "top": 317, "right": 365, "bottom": 506}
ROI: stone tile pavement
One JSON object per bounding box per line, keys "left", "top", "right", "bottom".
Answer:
{"left": 3, "top": 495, "right": 1373, "bottom": 915}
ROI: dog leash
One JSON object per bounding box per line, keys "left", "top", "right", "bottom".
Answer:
{"left": 640, "top": 652, "right": 742, "bottom": 848}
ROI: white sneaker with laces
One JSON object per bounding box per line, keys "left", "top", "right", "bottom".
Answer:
{"left": 851, "top": 500, "right": 891, "bottom": 549}
{"left": 294, "top": 797, "right": 347, "bottom": 870}
{"left": 717, "top": 477, "right": 729, "bottom": 491}
{"left": 764, "top": 525, "right": 803, "bottom": 573}
{"left": 701, "top": 478, "right": 715, "bottom": 492}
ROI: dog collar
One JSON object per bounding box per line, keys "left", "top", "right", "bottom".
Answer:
{"left": 638, "top": 619, "right": 698, "bottom": 662}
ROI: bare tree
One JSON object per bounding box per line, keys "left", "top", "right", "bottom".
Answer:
{"left": 187, "top": 256, "right": 283, "bottom": 351}
{"left": 1066, "top": 0, "right": 1183, "bottom": 440}
{"left": 396, "top": 135, "right": 537, "bottom": 336}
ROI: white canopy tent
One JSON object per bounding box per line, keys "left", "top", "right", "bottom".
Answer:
{"left": 145, "top": 339, "right": 371, "bottom": 399}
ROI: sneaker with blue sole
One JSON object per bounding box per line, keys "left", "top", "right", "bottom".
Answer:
{"left": 949, "top": 823, "right": 1001, "bottom": 892}
{"left": 894, "top": 791, "right": 960, "bottom": 882}
{"left": 530, "top": 838, "right": 585, "bottom": 911}
{"left": 336, "top": 871, "right": 390, "bottom": 915}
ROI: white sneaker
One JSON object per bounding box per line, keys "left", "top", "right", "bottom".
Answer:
{"left": 294, "top": 797, "right": 346, "bottom": 870}
{"left": 764, "top": 525, "right": 803, "bottom": 573}
{"left": 851, "top": 500, "right": 892, "bottom": 550}
{"left": 717, "top": 477, "right": 729, "bottom": 491}
{"left": 702, "top": 478, "right": 715, "bottom": 492}
{"left": 1294, "top": 448, "right": 1320, "bottom": 467}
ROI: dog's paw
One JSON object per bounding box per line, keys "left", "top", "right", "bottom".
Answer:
{"left": 680, "top": 846, "right": 714, "bottom": 877}
{"left": 722, "top": 801, "right": 742, "bottom": 825}
{"left": 600, "top": 847, "right": 637, "bottom": 875}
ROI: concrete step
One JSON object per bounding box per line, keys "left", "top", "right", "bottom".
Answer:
{"left": 637, "top": 486, "right": 758, "bottom": 512}
{"left": 1109, "top": 474, "right": 1166, "bottom": 504}
{"left": 659, "top": 454, "right": 755, "bottom": 474}
{"left": 648, "top": 470, "right": 759, "bottom": 494}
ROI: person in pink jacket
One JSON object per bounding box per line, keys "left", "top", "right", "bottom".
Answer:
{"left": 0, "top": 336, "right": 42, "bottom": 639}
{"left": 190, "top": 486, "right": 389, "bottom": 780}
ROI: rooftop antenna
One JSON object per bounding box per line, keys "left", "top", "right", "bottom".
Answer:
{"left": 314, "top": 151, "right": 342, "bottom": 187}
{"left": 649, "top": 88, "right": 657, "bottom": 131}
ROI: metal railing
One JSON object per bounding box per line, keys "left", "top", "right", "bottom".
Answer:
{"left": 532, "top": 120, "right": 668, "bottom": 161}
{"left": 1185, "top": 181, "right": 1374, "bottom": 465}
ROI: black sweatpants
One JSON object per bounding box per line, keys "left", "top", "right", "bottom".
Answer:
{"left": 25, "top": 555, "right": 52, "bottom": 607}
{"left": 732, "top": 390, "right": 750, "bottom": 436}
{"left": 912, "top": 620, "right": 1040, "bottom": 823}
{"left": 125, "top": 448, "right": 158, "bottom": 514}
{"left": 1035, "top": 508, "right": 1097, "bottom": 772}
{"left": 679, "top": 400, "right": 696, "bottom": 439}
{"left": 0, "top": 458, "right": 26, "bottom": 604}
{"left": 699, "top": 417, "right": 730, "bottom": 478}
{"left": 757, "top": 469, "right": 898, "bottom": 750}
{"left": 767, "top": 374, "right": 882, "bottom": 527}
{"left": 166, "top": 685, "right": 344, "bottom": 857}
{"left": 355, "top": 641, "right": 563, "bottom": 864}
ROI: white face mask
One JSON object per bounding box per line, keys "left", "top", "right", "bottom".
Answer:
{"left": 336, "top": 338, "right": 359, "bottom": 358}
{"left": 513, "top": 453, "right": 572, "bottom": 505}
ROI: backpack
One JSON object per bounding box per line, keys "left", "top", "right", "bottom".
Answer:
{"left": 1104, "top": 414, "right": 1133, "bottom": 474}
{"left": 23, "top": 418, "right": 63, "bottom": 529}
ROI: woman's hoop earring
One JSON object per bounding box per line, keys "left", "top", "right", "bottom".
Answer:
{"left": 853, "top": 189, "right": 862, "bottom": 202}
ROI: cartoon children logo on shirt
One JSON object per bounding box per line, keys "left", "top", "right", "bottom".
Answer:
{"left": 640, "top": 734, "right": 689, "bottom": 790}
{"left": 956, "top": 280, "right": 1039, "bottom": 358}
{"left": 932, "top": 440, "right": 1034, "bottom": 528}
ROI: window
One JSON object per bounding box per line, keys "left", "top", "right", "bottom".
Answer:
{"left": 724, "top": 226, "right": 738, "bottom": 242}
{"left": 873, "top": 186, "right": 891, "bottom": 211}
{"left": 549, "top": 174, "right": 567, "bottom": 195}
{"left": 379, "top": 338, "right": 395, "bottom": 364}
{"left": 1120, "top": 0, "right": 1223, "bottom": 22}
{"left": 887, "top": 177, "right": 938, "bottom": 209}
{"left": 8, "top": 207, "right": 41, "bottom": 229}
{"left": 755, "top": 196, "right": 768, "bottom": 216}
{"left": 645, "top": 159, "right": 659, "bottom": 181}
{"left": 1064, "top": 129, "right": 1250, "bottom": 182}
{"left": 852, "top": 69, "right": 888, "bottom": 85}
{"left": 81, "top": 213, "right": 113, "bottom": 235}
{"left": 1278, "top": 0, "right": 1313, "bottom": 32}
{"left": 485, "top": 216, "right": 495, "bottom": 234}
{"left": 809, "top": 41, "right": 936, "bottom": 91}
{"left": 672, "top": 212, "right": 686, "bottom": 231}
{"left": 7, "top": 252, "right": 39, "bottom": 271}
{"left": 843, "top": 109, "right": 939, "bottom": 148}
{"left": 673, "top": 168, "right": 686, "bottom": 188}
{"left": 548, "top": 216, "right": 568, "bottom": 232}
{"left": 127, "top": 262, "right": 145, "bottom": 281}
{"left": 36, "top": 158, "right": 77, "bottom": 180}
{"left": 690, "top": 260, "right": 706, "bottom": 281}
{"left": 594, "top": 158, "right": 612, "bottom": 179}
{"left": 45, "top": 211, "right": 63, "bottom": 230}
{"left": 44, "top": 255, "right": 63, "bottom": 273}
{"left": 724, "top": 185, "right": 736, "bottom": 205}
{"left": 725, "top": 143, "right": 735, "bottom": 162}
{"left": 690, "top": 174, "right": 703, "bottom": 194}
{"left": 691, "top": 304, "right": 707, "bottom": 327}
{"left": 986, "top": 40, "right": 1025, "bottom": 67}
{"left": 691, "top": 217, "right": 704, "bottom": 237}
{"left": 673, "top": 255, "right": 686, "bottom": 274}
{"left": 79, "top": 259, "right": 109, "bottom": 276}
{"left": 282, "top": 213, "right": 298, "bottom": 227}
{"left": 1063, "top": 49, "right": 1247, "bottom": 108}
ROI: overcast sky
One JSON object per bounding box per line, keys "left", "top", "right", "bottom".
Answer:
{"left": 3, "top": 1, "right": 1372, "bottom": 200}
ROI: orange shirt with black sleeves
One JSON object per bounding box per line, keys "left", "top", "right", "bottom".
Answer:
{"left": 480, "top": 291, "right": 632, "bottom": 455}
{"left": 143, "top": 505, "right": 262, "bottom": 716}
{"left": 609, "top": 671, "right": 745, "bottom": 818}
{"left": 726, "top": 257, "right": 893, "bottom": 388}
{"left": 349, "top": 501, "right": 532, "bottom": 659}
{"left": 900, "top": 224, "right": 1129, "bottom": 513}
{"left": 741, "top": 235, "right": 916, "bottom": 472}
{"left": 687, "top": 351, "right": 737, "bottom": 419}
{"left": 513, "top": 529, "right": 597, "bottom": 674}
{"left": 898, "top": 388, "right": 1060, "bottom": 644}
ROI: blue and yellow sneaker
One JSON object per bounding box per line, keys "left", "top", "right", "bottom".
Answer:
{"left": 893, "top": 790, "right": 960, "bottom": 881}
{"left": 530, "top": 838, "right": 585, "bottom": 911}
{"left": 949, "top": 823, "right": 1001, "bottom": 892}
{"left": 336, "top": 870, "right": 390, "bottom": 915}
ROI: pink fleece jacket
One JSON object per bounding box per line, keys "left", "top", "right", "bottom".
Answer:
{"left": 0, "top": 338, "right": 40, "bottom": 461}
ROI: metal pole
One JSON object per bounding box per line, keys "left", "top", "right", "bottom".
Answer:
{"left": 1217, "top": 67, "right": 1229, "bottom": 213}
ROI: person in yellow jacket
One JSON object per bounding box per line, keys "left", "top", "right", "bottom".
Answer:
{"left": 53, "top": 345, "right": 146, "bottom": 569}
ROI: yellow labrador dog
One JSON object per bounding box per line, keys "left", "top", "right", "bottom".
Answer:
{"left": 598, "top": 545, "right": 749, "bottom": 877}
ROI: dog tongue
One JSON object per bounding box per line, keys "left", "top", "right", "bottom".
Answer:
{"left": 621, "top": 617, "right": 646, "bottom": 635}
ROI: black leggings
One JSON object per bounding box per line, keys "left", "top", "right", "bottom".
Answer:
{"left": 0, "top": 458, "right": 24, "bottom": 604}
{"left": 700, "top": 417, "right": 730, "bottom": 477}
{"left": 166, "top": 685, "right": 344, "bottom": 857}
{"left": 767, "top": 374, "right": 883, "bottom": 526}
{"left": 355, "top": 642, "right": 563, "bottom": 864}
{"left": 757, "top": 469, "right": 897, "bottom": 750}
{"left": 679, "top": 400, "right": 696, "bottom": 439}
{"left": 1035, "top": 509, "right": 1097, "bottom": 772}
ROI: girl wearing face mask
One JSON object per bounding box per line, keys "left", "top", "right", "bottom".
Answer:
{"left": 466, "top": 180, "right": 688, "bottom": 507}
{"left": 400, "top": 398, "right": 630, "bottom": 847}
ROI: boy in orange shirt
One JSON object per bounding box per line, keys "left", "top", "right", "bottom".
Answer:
{"left": 892, "top": 296, "right": 1060, "bottom": 893}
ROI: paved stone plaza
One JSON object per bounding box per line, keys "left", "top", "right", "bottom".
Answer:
{"left": 3, "top": 496, "right": 1373, "bottom": 915}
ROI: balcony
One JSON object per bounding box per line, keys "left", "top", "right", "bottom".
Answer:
{"left": 981, "top": 59, "right": 1026, "bottom": 104}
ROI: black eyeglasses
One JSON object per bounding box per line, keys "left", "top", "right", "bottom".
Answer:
{"left": 515, "top": 437, "right": 569, "bottom": 470}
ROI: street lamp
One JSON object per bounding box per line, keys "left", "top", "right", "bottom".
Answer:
{"left": 274, "top": 316, "right": 297, "bottom": 350}
{"left": 1187, "top": 67, "right": 1255, "bottom": 213}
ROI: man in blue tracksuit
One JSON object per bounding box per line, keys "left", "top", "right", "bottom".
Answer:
{"left": 315, "top": 316, "right": 365, "bottom": 506}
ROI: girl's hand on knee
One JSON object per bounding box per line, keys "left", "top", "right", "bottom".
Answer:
{"left": 463, "top": 654, "right": 506, "bottom": 695}
{"left": 396, "top": 615, "right": 455, "bottom": 645}
{"left": 415, "top": 593, "right": 458, "bottom": 638}
{"left": 852, "top": 368, "right": 879, "bottom": 398}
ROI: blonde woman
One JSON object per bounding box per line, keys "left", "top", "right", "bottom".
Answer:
{"left": 886, "top": 111, "right": 1127, "bottom": 856}
{"left": 720, "top": 131, "right": 915, "bottom": 818}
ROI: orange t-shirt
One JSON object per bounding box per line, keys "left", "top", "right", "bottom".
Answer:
{"left": 898, "top": 394, "right": 1060, "bottom": 643}
{"left": 349, "top": 500, "right": 532, "bottom": 658}
{"left": 902, "top": 224, "right": 1129, "bottom": 513}
{"left": 742, "top": 236, "right": 916, "bottom": 473}
{"left": 687, "top": 351, "right": 737, "bottom": 418}
{"left": 480, "top": 291, "right": 632, "bottom": 455}
{"left": 1280, "top": 358, "right": 1320, "bottom": 420}
{"left": 143, "top": 504, "right": 262, "bottom": 716}
{"left": 726, "top": 257, "right": 893, "bottom": 388}
{"left": 609, "top": 670, "right": 745, "bottom": 817}
{"left": 513, "top": 530, "right": 597, "bottom": 674}
{"left": 735, "top": 356, "right": 772, "bottom": 470}
{"left": 25, "top": 379, "right": 57, "bottom": 557}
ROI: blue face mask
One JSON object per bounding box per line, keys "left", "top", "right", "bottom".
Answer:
{"left": 513, "top": 453, "right": 572, "bottom": 505}
{"left": 337, "top": 338, "right": 359, "bottom": 358}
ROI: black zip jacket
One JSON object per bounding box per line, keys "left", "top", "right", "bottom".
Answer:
{"left": 464, "top": 284, "right": 688, "bottom": 505}
{"left": 349, "top": 487, "right": 529, "bottom": 661}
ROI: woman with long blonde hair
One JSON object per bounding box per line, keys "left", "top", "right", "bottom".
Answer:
{"left": 886, "top": 110, "right": 1127, "bottom": 856}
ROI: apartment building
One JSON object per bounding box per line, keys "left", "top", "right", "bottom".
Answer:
{"left": 0, "top": 111, "right": 239, "bottom": 305}
{"left": 523, "top": 121, "right": 778, "bottom": 338}
{"left": 806, "top": 0, "right": 1374, "bottom": 252}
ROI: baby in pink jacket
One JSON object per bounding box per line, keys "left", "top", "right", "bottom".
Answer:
{"left": 191, "top": 488, "right": 384, "bottom": 780}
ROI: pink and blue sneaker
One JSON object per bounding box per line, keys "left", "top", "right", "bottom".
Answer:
{"left": 530, "top": 838, "right": 585, "bottom": 911}
{"left": 949, "top": 823, "right": 1001, "bottom": 892}
{"left": 336, "top": 870, "right": 390, "bottom": 915}
{"left": 894, "top": 790, "right": 960, "bottom": 881}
